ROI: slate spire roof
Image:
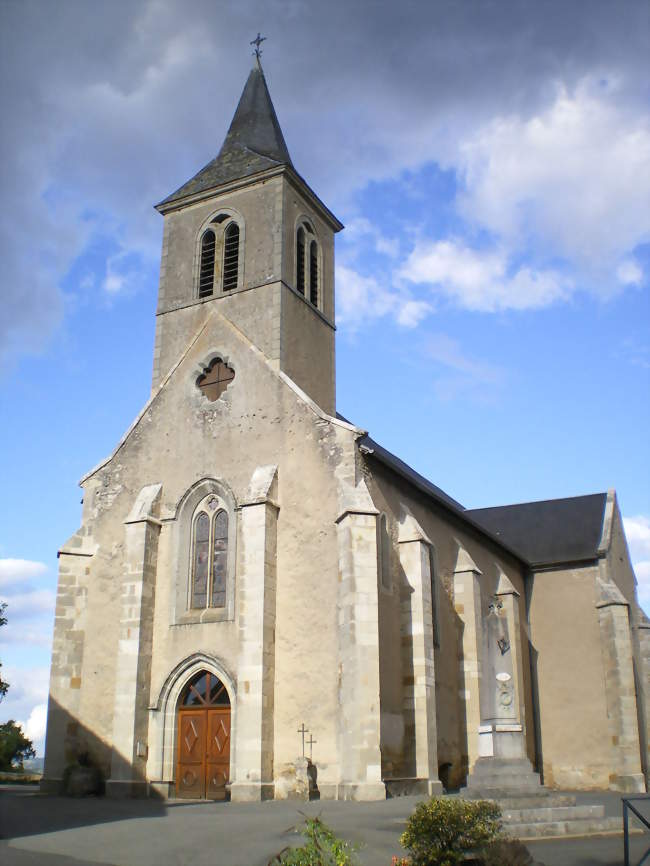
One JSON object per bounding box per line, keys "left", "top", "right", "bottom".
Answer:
{"left": 158, "top": 58, "right": 294, "bottom": 208}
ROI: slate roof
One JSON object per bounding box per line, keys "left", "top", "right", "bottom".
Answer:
{"left": 343, "top": 416, "right": 607, "bottom": 569}
{"left": 467, "top": 493, "right": 607, "bottom": 567}
{"left": 358, "top": 433, "right": 465, "bottom": 513}
{"left": 158, "top": 60, "right": 293, "bottom": 208}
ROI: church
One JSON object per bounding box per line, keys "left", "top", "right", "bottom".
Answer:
{"left": 42, "top": 58, "right": 649, "bottom": 804}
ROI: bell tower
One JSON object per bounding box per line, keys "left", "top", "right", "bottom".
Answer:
{"left": 151, "top": 58, "right": 342, "bottom": 415}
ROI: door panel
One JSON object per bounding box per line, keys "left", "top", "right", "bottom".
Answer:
{"left": 176, "top": 710, "right": 206, "bottom": 799}
{"left": 206, "top": 708, "right": 231, "bottom": 800}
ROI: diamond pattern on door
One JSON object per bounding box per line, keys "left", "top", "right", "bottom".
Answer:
{"left": 176, "top": 673, "right": 231, "bottom": 800}
{"left": 213, "top": 718, "right": 229, "bottom": 753}
{"left": 184, "top": 719, "right": 200, "bottom": 754}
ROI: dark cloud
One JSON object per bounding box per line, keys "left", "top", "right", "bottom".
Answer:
{"left": 0, "top": 0, "right": 648, "bottom": 363}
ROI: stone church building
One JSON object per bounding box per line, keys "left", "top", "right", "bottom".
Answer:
{"left": 42, "top": 61, "right": 649, "bottom": 802}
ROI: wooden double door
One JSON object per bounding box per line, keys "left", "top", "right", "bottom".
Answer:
{"left": 177, "top": 706, "right": 231, "bottom": 799}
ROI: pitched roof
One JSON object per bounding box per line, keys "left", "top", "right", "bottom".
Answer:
{"left": 158, "top": 60, "right": 293, "bottom": 207}
{"left": 358, "top": 433, "right": 465, "bottom": 513}
{"left": 341, "top": 415, "right": 608, "bottom": 569}
{"left": 467, "top": 493, "right": 608, "bottom": 567}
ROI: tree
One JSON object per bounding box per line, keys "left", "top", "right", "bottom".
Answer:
{"left": 0, "top": 604, "right": 35, "bottom": 771}
{"left": 0, "top": 602, "right": 7, "bottom": 702}
{"left": 0, "top": 720, "right": 35, "bottom": 771}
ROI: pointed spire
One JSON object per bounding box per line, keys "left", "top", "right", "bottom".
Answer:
{"left": 158, "top": 61, "right": 293, "bottom": 208}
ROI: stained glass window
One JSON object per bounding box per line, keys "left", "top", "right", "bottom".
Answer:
{"left": 192, "top": 512, "right": 210, "bottom": 608}
{"left": 211, "top": 510, "right": 228, "bottom": 608}
{"left": 190, "top": 498, "right": 230, "bottom": 610}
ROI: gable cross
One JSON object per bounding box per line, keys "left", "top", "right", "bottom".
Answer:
{"left": 250, "top": 32, "right": 267, "bottom": 59}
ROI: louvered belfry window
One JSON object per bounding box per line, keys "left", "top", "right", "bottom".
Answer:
{"left": 296, "top": 227, "right": 306, "bottom": 295}
{"left": 191, "top": 501, "right": 229, "bottom": 610}
{"left": 199, "top": 230, "right": 216, "bottom": 297}
{"left": 309, "top": 240, "right": 318, "bottom": 306}
{"left": 222, "top": 222, "right": 239, "bottom": 291}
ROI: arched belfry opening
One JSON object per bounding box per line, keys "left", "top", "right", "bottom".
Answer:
{"left": 176, "top": 670, "right": 231, "bottom": 800}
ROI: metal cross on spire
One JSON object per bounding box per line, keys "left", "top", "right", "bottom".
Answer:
{"left": 250, "top": 32, "right": 267, "bottom": 59}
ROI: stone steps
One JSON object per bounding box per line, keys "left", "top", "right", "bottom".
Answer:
{"left": 502, "top": 804, "right": 604, "bottom": 823}
{"left": 507, "top": 815, "right": 622, "bottom": 840}
{"left": 459, "top": 784, "right": 621, "bottom": 839}
{"left": 466, "top": 792, "right": 577, "bottom": 809}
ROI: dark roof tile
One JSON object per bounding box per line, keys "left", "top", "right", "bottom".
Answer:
{"left": 158, "top": 60, "right": 293, "bottom": 207}
{"left": 467, "top": 494, "right": 607, "bottom": 566}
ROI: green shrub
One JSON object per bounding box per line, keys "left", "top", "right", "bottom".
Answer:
{"left": 400, "top": 797, "right": 502, "bottom": 866}
{"left": 267, "top": 816, "right": 361, "bottom": 866}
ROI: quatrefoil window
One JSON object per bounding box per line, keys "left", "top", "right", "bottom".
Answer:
{"left": 196, "top": 358, "right": 235, "bottom": 402}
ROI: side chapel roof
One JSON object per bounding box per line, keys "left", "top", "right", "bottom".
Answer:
{"left": 158, "top": 59, "right": 294, "bottom": 208}
{"left": 466, "top": 493, "right": 608, "bottom": 567}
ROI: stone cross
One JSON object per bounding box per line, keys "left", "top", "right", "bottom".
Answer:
{"left": 297, "top": 723, "right": 309, "bottom": 758}
{"left": 306, "top": 733, "right": 317, "bottom": 762}
{"left": 250, "top": 33, "right": 266, "bottom": 59}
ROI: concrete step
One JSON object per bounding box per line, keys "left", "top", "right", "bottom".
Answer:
{"left": 466, "top": 776, "right": 542, "bottom": 793}
{"left": 502, "top": 804, "right": 605, "bottom": 824}
{"left": 470, "top": 758, "right": 534, "bottom": 774}
{"left": 464, "top": 792, "right": 577, "bottom": 809}
{"left": 507, "top": 815, "right": 622, "bottom": 839}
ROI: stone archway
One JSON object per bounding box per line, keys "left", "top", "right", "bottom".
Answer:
{"left": 149, "top": 653, "right": 237, "bottom": 798}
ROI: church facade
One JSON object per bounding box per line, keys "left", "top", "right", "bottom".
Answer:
{"left": 42, "top": 61, "right": 650, "bottom": 802}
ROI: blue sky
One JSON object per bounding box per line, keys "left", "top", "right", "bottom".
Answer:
{"left": 1, "top": 0, "right": 649, "bottom": 756}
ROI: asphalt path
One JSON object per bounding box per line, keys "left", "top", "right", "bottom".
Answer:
{"left": 1, "top": 785, "right": 647, "bottom": 866}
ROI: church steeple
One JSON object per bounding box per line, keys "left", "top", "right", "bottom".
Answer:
{"left": 151, "top": 58, "right": 342, "bottom": 415}
{"left": 158, "top": 60, "right": 294, "bottom": 208}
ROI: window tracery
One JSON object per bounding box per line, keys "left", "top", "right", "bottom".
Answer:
{"left": 197, "top": 214, "right": 242, "bottom": 298}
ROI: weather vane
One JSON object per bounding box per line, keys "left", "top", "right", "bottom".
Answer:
{"left": 250, "top": 32, "right": 266, "bottom": 59}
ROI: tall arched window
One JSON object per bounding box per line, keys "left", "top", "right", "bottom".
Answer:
{"left": 222, "top": 222, "right": 239, "bottom": 291}
{"left": 295, "top": 221, "right": 320, "bottom": 307}
{"left": 197, "top": 216, "right": 241, "bottom": 298}
{"left": 191, "top": 497, "right": 229, "bottom": 609}
{"left": 199, "top": 230, "right": 216, "bottom": 298}
{"left": 309, "top": 240, "right": 318, "bottom": 306}
{"left": 296, "top": 227, "right": 306, "bottom": 295}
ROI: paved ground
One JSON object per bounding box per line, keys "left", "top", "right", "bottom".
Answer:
{"left": 0, "top": 785, "right": 648, "bottom": 866}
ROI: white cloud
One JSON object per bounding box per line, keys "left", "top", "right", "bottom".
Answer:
{"left": 18, "top": 703, "right": 48, "bottom": 755}
{"left": 455, "top": 78, "right": 650, "bottom": 280}
{"left": 336, "top": 264, "right": 432, "bottom": 331}
{"left": 623, "top": 515, "right": 650, "bottom": 612}
{"left": 396, "top": 300, "right": 433, "bottom": 328}
{"left": 0, "top": 559, "right": 48, "bottom": 590}
{"left": 424, "top": 333, "right": 506, "bottom": 402}
{"left": 2, "top": 666, "right": 50, "bottom": 757}
{"left": 617, "top": 259, "right": 643, "bottom": 287}
{"left": 343, "top": 218, "right": 400, "bottom": 259}
{"left": 1, "top": 590, "right": 56, "bottom": 619}
{"left": 399, "top": 239, "right": 570, "bottom": 312}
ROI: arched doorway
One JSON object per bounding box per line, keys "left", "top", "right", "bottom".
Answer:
{"left": 176, "top": 670, "right": 231, "bottom": 799}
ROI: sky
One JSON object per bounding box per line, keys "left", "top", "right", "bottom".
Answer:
{"left": 0, "top": 0, "right": 649, "bottom": 758}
